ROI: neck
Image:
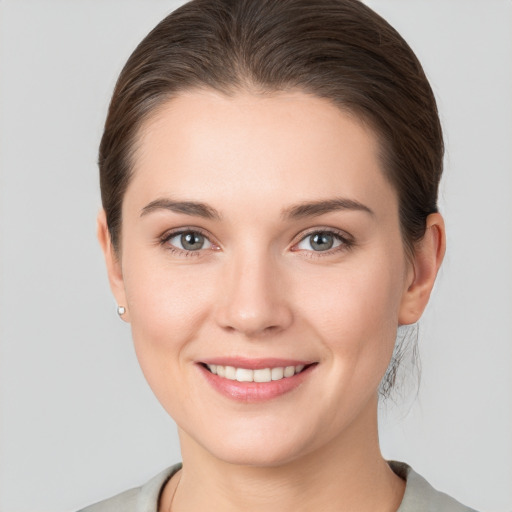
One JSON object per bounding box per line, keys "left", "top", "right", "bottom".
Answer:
{"left": 162, "top": 395, "right": 405, "bottom": 512}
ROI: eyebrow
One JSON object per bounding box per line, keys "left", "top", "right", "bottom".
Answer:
{"left": 140, "top": 196, "right": 374, "bottom": 221}
{"left": 281, "top": 198, "right": 374, "bottom": 220}
{"left": 140, "top": 199, "right": 222, "bottom": 220}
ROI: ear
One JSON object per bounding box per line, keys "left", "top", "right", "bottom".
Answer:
{"left": 97, "top": 209, "right": 130, "bottom": 322}
{"left": 398, "top": 213, "right": 446, "bottom": 325}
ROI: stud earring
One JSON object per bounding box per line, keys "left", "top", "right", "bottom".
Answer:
{"left": 117, "top": 305, "right": 126, "bottom": 317}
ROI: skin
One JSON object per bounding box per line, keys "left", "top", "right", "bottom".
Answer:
{"left": 98, "top": 90, "right": 445, "bottom": 512}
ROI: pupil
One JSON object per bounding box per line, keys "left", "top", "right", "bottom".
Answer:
{"left": 311, "top": 233, "right": 333, "bottom": 251}
{"left": 181, "top": 232, "right": 204, "bottom": 250}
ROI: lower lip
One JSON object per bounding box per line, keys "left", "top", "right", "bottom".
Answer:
{"left": 198, "top": 364, "right": 316, "bottom": 403}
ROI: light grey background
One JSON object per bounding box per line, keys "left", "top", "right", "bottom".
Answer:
{"left": 0, "top": 1, "right": 511, "bottom": 511}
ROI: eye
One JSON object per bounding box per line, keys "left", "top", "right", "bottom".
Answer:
{"left": 295, "top": 231, "right": 347, "bottom": 252}
{"left": 164, "top": 230, "right": 213, "bottom": 252}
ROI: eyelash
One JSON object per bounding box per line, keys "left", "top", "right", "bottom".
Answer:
{"left": 159, "top": 227, "right": 354, "bottom": 258}
{"left": 159, "top": 227, "right": 215, "bottom": 258}
{"left": 292, "top": 228, "right": 354, "bottom": 258}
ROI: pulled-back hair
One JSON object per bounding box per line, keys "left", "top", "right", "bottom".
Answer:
{"left": 99, "top": 0, "right": 443, "bottom": 257}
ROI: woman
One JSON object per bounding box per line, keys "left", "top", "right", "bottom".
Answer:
{"left": 81, "top": 0, "right": 476, "bottom": 510}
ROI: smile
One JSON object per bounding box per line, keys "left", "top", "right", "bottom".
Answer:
{"left": 205, "top": 364, "right": 306, "bottom": 382}
{"left": 199, "top": 360, "right": 316, "bottom": 402}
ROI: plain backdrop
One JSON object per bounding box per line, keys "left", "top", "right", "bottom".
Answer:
{"left": 1, "top": 1, "right": 511, "bottom": 511}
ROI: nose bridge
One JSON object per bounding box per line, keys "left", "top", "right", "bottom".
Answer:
{"left": 216, "top": 242, "right": 292, "bottom": 337}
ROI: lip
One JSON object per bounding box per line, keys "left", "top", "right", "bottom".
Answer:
{"left": 200, "top": 357, "right": 314, "bottom": 369}
{"left": 197, "top": 359, "right": 317, "bottom": 403}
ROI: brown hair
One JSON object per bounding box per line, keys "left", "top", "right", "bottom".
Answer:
{"left": 99, "top": 0, "right": 444, "bottom": 399}
{"left": 99, "top": 0, "right": 443, "bottom": 257}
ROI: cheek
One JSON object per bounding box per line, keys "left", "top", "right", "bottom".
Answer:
{"left": 297, "top": 250, "right": 407, "bottom": 362}
{"left": 122, "top": 263, "right": 219, "bottom": 420}
{"left": 121, "top": 251, "right": 215, "bottom": 373}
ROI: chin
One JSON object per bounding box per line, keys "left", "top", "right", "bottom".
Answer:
{"left": 208, "top": 441, "right": 308, "bottom": 468}
{"left": 203, "top": 419, "right": 326, "bottom": 468}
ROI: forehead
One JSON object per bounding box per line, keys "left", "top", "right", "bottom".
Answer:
{"left": 127, "top": 89, "right": 397, "bottom": 219}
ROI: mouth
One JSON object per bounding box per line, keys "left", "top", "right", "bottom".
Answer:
{"left": 202, "top": 363, "right": 310, "bottom": 382}
{"left": 197, "top": 360, "right": 317, "bottom": 402}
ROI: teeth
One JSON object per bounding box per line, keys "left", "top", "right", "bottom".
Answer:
{"left": 271, "top": 367, "right": 284, "bottom": 380}
{"left": 284, "top": 366, "right": 295, "bottom": 377}
{"left": 235, "top": 368, "right": 253, "bottom": 382}
{"left": 206, "top": 363, "right": 306, "bottom": 382}
{"left": 253, "top": 368, "right": 271, "bottom": 383}
{"left": 225, "top": 366, "right": 236, "bottom": 380}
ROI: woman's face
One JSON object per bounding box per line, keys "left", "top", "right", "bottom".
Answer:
{"left": 107, "top": 90, "right": 417, "bottom": 466}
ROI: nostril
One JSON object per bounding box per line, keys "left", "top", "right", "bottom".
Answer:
{"left": 214, "top": 272, "right": 294, "bottom": 336}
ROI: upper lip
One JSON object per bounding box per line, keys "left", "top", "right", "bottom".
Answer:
{"left": 199, "top": 357, "right": 316, "bottom": 369}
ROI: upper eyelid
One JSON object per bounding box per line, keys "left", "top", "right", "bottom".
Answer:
{"left": 159, "top": 226, "right": 352, "bottom": 250}
{"left": 161, "top": 226, "right": 213, "bottom": 242}
{"left": 293, "top": 227, "right": 352, "bottom": 244}
{"left": 160, "top": 228, "right": 216, "bottom": 256}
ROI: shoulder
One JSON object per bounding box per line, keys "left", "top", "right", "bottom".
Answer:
{"left": 77, "top": 463, "right": 181, "bottom": 512}
{"left": 390, "top": 461, "right": 479, "bottom": 512}
{"left": 78, "top": 461, "right": 478, "bottom": 512}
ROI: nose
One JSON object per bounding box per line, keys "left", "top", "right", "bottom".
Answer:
{"left": 215, "top": 249, "right": 293, "bottom": 338}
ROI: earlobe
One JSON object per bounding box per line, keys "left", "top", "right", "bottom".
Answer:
{"left": 398, "top": 213, "right": 446, "bottom": 325}
{"left": 97, "top": 209, "right": 130, "bottom": 322}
